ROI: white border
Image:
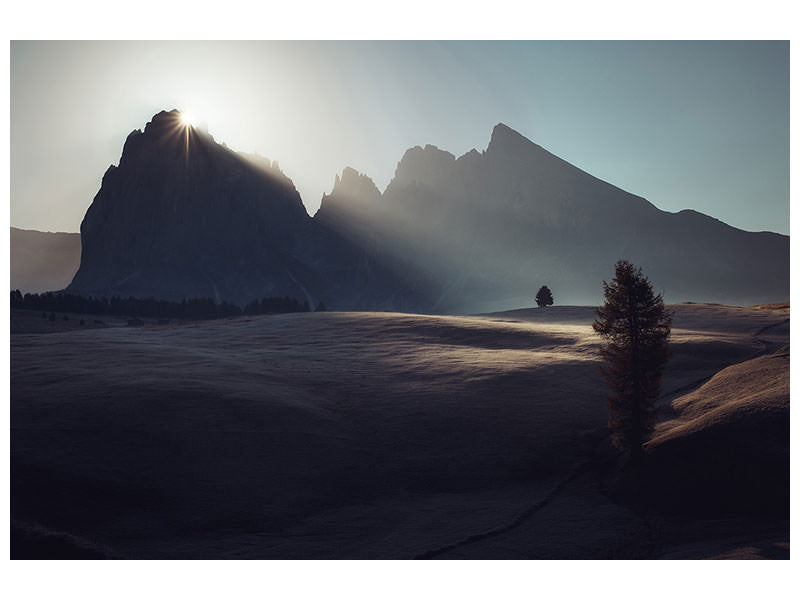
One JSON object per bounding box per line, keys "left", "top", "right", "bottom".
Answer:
{"left": 3, "top": 1, "right": 796, "bottom": 599}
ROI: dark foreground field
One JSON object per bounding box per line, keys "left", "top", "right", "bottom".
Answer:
{"left": 10, "top": 304, "right": 789, "bottom": 559}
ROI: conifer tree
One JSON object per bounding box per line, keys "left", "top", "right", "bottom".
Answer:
{"left": 535, "top": 285, "right": 554, "bottom": 308}
{"left": 593, "top": 260, "right": 671, "bottom": 460}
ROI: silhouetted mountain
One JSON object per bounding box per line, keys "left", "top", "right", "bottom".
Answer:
{"left": 10, "top": 227, "right": 81, "bottom": 294}
{"left": 65, "top": 114, "right": 787, "bottom": 312}
{"left": 316, "top": 123, "right": 788, "bottom": 311}
{"left": 68, "top": 110, "right": 431, "bottom": 311}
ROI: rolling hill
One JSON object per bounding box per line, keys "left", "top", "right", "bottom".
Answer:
{"left": 11, "top": 303, "right": 788, "bottom": 558}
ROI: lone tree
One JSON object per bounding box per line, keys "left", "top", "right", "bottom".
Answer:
{"left": 535, "top": 285, "right": 554, "bottom": 308}
{"left": 593, "top": 260, "right": 671, "bottom": 461}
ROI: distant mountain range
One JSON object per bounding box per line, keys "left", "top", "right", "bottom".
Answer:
{"left": 12, "top": 110, "right": 788, "bottom": 311}
{"left": 10, "top": 227, "right": 81, "bottom": 294}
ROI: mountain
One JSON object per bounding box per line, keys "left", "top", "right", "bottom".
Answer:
{"left": 10, "top": 227, "right": 81, "bottom": 294}
{"left": 67, "top": 110, "right": 431, "bottom": 311}
{"left": 64, "top": 113, "right": 787, "bottom": 312}
{"left": 316, "top": 123, "right": 789, "bottom": 312}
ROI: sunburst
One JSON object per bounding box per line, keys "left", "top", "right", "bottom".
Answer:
{"left": 180, "top": 112, "right": 197, "bottom": 127}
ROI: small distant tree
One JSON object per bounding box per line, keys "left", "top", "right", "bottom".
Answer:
{"left": 535, "top": 285, "right": 553, "bottom": 308}
{"left": 315, "top": 301, "right": 327, "bottom": 312}
{"left": 593, "top": 260, "right": 671, "bottom": 461}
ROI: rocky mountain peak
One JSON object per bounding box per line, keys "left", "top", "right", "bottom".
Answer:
{"left": 391, "top": 144, "right": 457, "bottom": 189}
{"left": 69, "top": 110, "right": 312, "bottom": 304}
{"left": 144, "top": 109, "right": 182, "bottom": 132}
{"left": 333, "top": 167, "right": 380, "bottom": 199}
{"left": 486, "top": 122, "right": 538, "bottom": 156}
{"left": 316, "top": 167, "right": 382, "bottom": 226}
{"left": 117, "top": 109, "right": 219, "bottom": 172}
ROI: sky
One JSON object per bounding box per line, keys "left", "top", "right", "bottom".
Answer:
{"left": 10, "top": 40, "right": 789, "bottom": 234}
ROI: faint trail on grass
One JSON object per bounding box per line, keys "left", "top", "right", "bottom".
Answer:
{"left": 751, "top": 318, "right": 789, "bottom": 355}
{"left": 413, "top": 460, "right": 593, "bottom": 560}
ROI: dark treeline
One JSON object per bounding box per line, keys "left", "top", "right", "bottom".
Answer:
{"left": 10, "top": 290, "right": 310, "bottom": 320}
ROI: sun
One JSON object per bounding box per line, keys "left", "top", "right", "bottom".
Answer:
{"left": 180, "top": 112, "right": 197, "bottom": 127}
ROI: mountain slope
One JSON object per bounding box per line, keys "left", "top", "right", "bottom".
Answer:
{"left": 10, "top": 227, "right": 81, "bottom": 294}
{"left": 316, "top": 123, "right": 788, "bottom": 312}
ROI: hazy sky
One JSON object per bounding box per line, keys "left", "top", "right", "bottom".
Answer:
{"left": 10, "top": 41, "right": 789, "bottom": 234}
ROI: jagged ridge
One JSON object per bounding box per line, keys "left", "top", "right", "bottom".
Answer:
{"left": 68, "top": 110, "right": 432, "bottom": 311}
{"left": 316, "top": 123, "right": 788, "bottom": 311}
